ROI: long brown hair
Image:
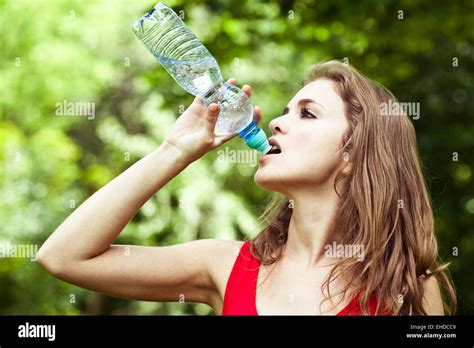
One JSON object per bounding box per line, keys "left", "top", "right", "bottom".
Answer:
{"left": 250, "top": 60, "right": 456, "bottom": 315}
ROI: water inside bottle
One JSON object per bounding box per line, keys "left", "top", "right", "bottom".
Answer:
{"left": 133, "top": 3, "right": 254, "bottom": 135}
{"left": 157, "top": 56, "right": 222, "bottom": 97}
{"left": 159, "top": 57, "right": 253, "bottom": 135}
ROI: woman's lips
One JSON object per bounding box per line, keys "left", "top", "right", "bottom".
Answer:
{"left": 259, "top": 151, "right": 280, "bottom": 163}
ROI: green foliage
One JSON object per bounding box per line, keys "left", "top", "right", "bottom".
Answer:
{"left": 1, "top": 0, "right": 472, "bottom": 315}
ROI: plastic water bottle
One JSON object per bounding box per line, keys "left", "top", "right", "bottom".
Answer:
{"left": 132, "top": 2, "right": 271, "bottom": 154}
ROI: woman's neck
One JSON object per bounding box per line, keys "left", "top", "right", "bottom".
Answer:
{"left": 284, "top": 185, "right": 343, "bottom": 268}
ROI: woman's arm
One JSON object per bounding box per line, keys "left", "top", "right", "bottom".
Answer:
{"left": 37, "top": 79, "right": 261, "bottom": 307}
{"left": 38, "top": 142, "right": 189, "bottom": 264}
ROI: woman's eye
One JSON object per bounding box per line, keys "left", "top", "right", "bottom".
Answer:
{"left": 301, "top": 107, "right": 317, "bottom": 119}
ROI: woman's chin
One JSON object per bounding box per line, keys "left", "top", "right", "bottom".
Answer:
{"left": 254, "top": 169, "right": 283, "bottom": 191}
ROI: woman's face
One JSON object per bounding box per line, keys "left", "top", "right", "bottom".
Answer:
{"left": 255, "top": 78, "right": 350, "bottom": 194}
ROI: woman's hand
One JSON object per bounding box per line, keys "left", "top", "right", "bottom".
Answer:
{"left": 163, "top": 78, "right": 262, "bottom": 163}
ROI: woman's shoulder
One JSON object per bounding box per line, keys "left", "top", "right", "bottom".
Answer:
{"left": 201, "top": 239, "right": 246, "bottom": 313}
{"left": 203, "top": 239, "right": 246, "bottom": 281}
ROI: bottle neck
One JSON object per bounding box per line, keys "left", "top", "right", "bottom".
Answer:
{"left": 239, "top": 120, "right": 258, "bottom": 139}
{"left": 202, "top": 80, "right": 226, "bottom": 105}
{"left": 239, "top": 121, "right": 271, "bottom": 154}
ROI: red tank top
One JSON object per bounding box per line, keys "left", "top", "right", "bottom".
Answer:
{"left": 222, "top": 241, "right": 380, "bottom": 315}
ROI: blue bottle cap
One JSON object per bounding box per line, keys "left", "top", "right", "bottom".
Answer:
{"left": 245, "top": 127, "right": 271, "bottom": 153}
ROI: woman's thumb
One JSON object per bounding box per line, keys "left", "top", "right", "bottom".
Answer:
{"left": 205, "top": 103, "right": 220, "bottom": 133}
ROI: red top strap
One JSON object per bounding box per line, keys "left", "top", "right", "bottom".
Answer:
{"left": 222, "top": 241, "right": 260, "bottom": 315}
{"left": 222, "top": 241, "right": 382, "bottom": 315}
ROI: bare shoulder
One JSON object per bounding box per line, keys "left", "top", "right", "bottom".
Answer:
{"left": 180, "top": 238, "right": 243, "bottom": 259}
{"left": 206, "top": 239, "right": 245, "bottom": 288}
{"left": 181, "top": 238, "right": 244, "bottom": 285}
{"left": 202, "top": 239, "right": 245, "bottom": 313}
{"left": 421, "top": 275, "right": 444, "bottom": 315}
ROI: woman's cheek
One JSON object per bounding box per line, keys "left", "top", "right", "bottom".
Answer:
{"left": 304, "top": 137, "right": 344, "bottom": 182}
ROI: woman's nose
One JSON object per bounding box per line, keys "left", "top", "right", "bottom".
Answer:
{"left": 269, "top": 117, "right": 283, "bottom": 134}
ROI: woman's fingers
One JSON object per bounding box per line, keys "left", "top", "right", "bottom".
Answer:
{"left": 192, "top": 96, "right": 205, "bottom": 106}
{"left": 227, "top": 78, "right": 252, "bottom": 97}
{"left": 253, "top": 105, "right": 262, "bottom": 123}
{"left": 226, "top": 78, "right": 260, "bottom": 122}
{"left": 212, "top": 104, "right": 263, "bottom": 148}
{"left": 205, "top": 103, "right": 220, "bottom": 134}
{"left": 214, "top": 132, "right": 238, "bottom": 147}
{"left": 242, "top": 84, "right": 251, "bottom": 97}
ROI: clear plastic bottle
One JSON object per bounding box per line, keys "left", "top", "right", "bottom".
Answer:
{"left": 132, "top": 2, "right": 271, "bottom": 154}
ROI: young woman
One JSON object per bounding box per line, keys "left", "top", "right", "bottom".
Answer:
{"left": 37, "top": 60, "right": 456, "bottom": 315}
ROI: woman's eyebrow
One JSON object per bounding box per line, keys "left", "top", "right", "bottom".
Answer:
{"left": 282, "top": 98, "right": 325, "bottom": 114}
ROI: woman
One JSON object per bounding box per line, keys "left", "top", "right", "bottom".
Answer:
{"left": 37, "top": 60, "right": 456, "bottom": 315}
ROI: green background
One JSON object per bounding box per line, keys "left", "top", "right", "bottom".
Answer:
{"left": 0, "top": 0, "right": 472, "bottom": 315}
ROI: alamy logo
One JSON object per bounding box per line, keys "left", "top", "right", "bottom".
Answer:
{"left": 217, "top": 147, "right": 258, "bottom": 167}
{"left": 18, "top": 322, "right": 56, "bottom": 341}
{"left": 324, "top": 242, "right": 365, "bottom": 261}
{"left": 55, "top": 99, "right": 95, "bottom": 120}
{"left": 379, "top": 100, "right": 420, "bottom": 120}
{"left": 0, "top": 242, "right": 38, "bottom": 261}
